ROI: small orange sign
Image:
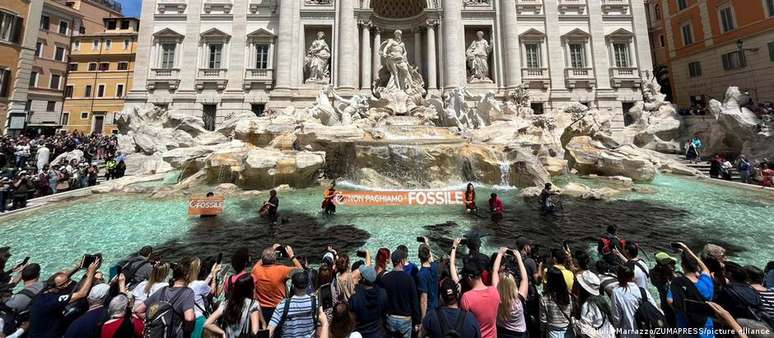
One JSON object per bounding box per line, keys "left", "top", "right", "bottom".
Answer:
{"left": 188, "top": 195, "right": 225, "bottom": 216}
{"left": 335, "top": 190, "right": 465, "bottom": 207}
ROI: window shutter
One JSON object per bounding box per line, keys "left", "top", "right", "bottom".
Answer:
{"left": 0, "top": 69, "right": 10, "bottom": 97}
{"left": 11, "top": 17, "right": 23, "bottom": 43}
{"left": 769, "top": 42, "right": 774, "bottom": 62}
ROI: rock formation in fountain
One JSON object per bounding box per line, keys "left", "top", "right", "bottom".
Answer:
{"left": 624, "top": 72, "right": 681, "bottom": 153}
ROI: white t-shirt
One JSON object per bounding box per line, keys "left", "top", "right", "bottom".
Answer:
{"left": 581, "top": 301, "right": 615, "bottom": 338}
{"left": 611, "top": 283, "right": 660, "bottom": 338}
{"left": 189, "top": 280, "right": 212, "bottom": 317}
{"left": 629, "top": 259, "right": 651, "bottom": 289}
{"left": 132, "top": 281, "right": 166, "bottom": 305}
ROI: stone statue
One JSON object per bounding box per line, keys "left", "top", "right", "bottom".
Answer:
{"left": 378, "top": 30, "right": 421, "bottom": 93}
{"left": 308, "top": 86, "right": 370, "bottom": 126}
{"left": 304, "top": 31, "right": 331, "bottom": 84}
{"left": 474, "top": 91, "right": 500, "bottom": 123}
{"left": 372, "top": 30, "right": 426, "bottom": 114}
{"left": 466, "top": 31, "right": 493, "bottom": 83}
{"left": 442, "top": 87, "right": 486, "bottom": 130}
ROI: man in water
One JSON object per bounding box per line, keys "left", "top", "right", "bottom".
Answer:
{"left": 539, "top": 183, "right": 558, "bottom": 214}
{"left": 261, "top": 190, "right": 279, "bottom": 225}
{"left": 200, "top": 192, "right": 218, "bottom": 218}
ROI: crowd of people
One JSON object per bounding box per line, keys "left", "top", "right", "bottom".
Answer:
{"left": 0, "top": 132, "right": 126, "bottom": 212}
{"left": 684, "top": 136, "right": 774, "bottom": 187}
{"left": 0, "top": 224, "right": 772, "bottom": 338}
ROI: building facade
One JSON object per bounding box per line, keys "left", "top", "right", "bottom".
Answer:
{"left": 127, "top": 0, "right": 653, "bottom": 132}
{"left": 63, "top": 17, "right": 138, "bottom": 134}
{"left": 645, "top": 0, "right": 774, "bottom": 109}
{"left": 0, "top": 1, "right": 29, "bottom": 135}
{"left": 1, "top": 0, "right": 123, "bottom": 135}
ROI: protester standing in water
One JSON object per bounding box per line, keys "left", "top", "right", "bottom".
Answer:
{"left": 260, "top": 190, "right": 279, "bottom": 224}
{"left": 322, "top": 184, "right": 337, "bottom": 215}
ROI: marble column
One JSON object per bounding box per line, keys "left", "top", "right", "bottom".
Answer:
{"left": 226, "top": 0, "right": 247, "bottom": 91}
{"left": 360, "top": 22, "right": 372, "bottom": 90}
{"left": 442, "top": 0, "right": 465, "bottom": 88}
{"left": 178, "top": 0, "right": 203, "bottom": 91}
{"left": 588, "top": 1, "right": 611, "bottom": 89}
{"left": 337, "top": 0, "right": 357, "bottom": 90}
{"left": 274, "top": 0, "right": 298, "bottom": 90}
{"left": 501, "top": 0, "right": 521, "bottom": 88}
{"left": 372, "top": 29, "right": 381, "bottom": 81}
{"left": 426, "top": 20, "right": 438, "bottom": 90}
{"left": 414, "top": 29, "right": 422, "bottom": 72}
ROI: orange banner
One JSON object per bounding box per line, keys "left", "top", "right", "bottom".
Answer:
{"left": 335, "top": 190, "right": 465, "bottom": 207}
{"left": 188, "top": 195, "right": 225, "bottom": 216}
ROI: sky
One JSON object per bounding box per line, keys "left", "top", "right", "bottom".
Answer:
{"left": 118, "top": 0, "right": 142, "bottom": 18}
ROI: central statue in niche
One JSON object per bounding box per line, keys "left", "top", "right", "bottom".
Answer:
{"left": 372, "top": 30, "right": 426, "bottom": 115}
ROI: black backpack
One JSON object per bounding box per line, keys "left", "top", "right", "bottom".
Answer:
{"left": 436, "top": 308, "right": 468, "bottom": 338}
{"left": 143, "top": 287, "right": 186, "bottom": 338}
{"left": 634, "top": 287, "right": 671, "bottom": 337}
{"left": 122, "top": 258, "right": 150, "bottom": 290}
{"left": 1, "top": 288, "right": 37, "bottom": 335}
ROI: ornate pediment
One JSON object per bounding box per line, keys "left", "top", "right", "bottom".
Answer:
{"left": 246, "top": 28, "right": 276, "bottom": 40}
{"left": 605, "top": 28, "right": 634, "bottom": 42}
{"left": 200, "top": 28, "right": 231, "bottom": 40}
{"left": 561, "top": 28, "right": 590, "bottom": 41}
{"left": 519, "top": 28, "right": 546, "bottom": 41}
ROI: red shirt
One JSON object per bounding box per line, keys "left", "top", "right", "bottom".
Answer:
{"left": 460, "top": 286, "right": 501, "bottom": 338}
{"left": 100, "top": 316, "right": 144, "bottom": 338}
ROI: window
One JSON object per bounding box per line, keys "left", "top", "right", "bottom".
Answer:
{"left": 116, "top": 84, "right": 124, "bottom": 97}
{"left": 255, "top": 44, "right": 269, "bottom": 69}
{"left": 64, "top": 85, "right": 73, "bottom": 98}
{"left": 58, "top": 21, "right": 68, "bottom": 35}
{"left": 29, "top": 71, "right": 38, "bottom": 87}
{"left": 531, "top": 102, "right": 544, "bottom": 115}
{"left": 35, "top": 42, "right": 43, "bottom": 57}
{"left": 613, "top": 43, "right": 630, "bottom": 68}
{"left": 50, "top": 74, "right": 61, "bottom": 89}
{"left": 40, "top": 16, "right": 49, "bottom": 31}
{"left": 208, "top": 43, "right": 223, "bottom": 69}
{"left": 55, "top": 46, "right": 66, "bottom": 61}
{"left": 251, "top": 104, "right": 265, "bottom": 117}
{"left": 769, "top": 41, "right": 774, "bottom": 61}
{"left": 569, "top": 43, "right": 585, "bottom": 68}
{"left": 88, "top": 63, "right": 97, "bottom": 71}
{"left": 106, "top": 20, "right": 116, "bottom": 30}
{"left": 722, "top": 51, "right": 745, "bottom": 70}
{"left": 84, "top": 85, "right": 92, "bottom": 97}
{"left": 123, "top": 39, "right": 130, "bottom": 50}
{"left": 92, "top": 39, "right": 99, "bottom": 50}
{"left": 105, "top": 39, "right": 112, "bottom": 49}
{"left": 0, "top": 69, "right": 10, "bottom": 97}
{"left": 677, "top": 0, "right": 687, "bottom": 10}
{"left": 97, "top": 85, "right": 105, "bottom": 97}
{"left": 61, "top": 112, "right": 69, "bottom": 126}
{"left": 46, "top": 101, "right": 56, "bottom": 112}
{"left": 655, "top": 4, "right": 662, "bottom": 20}
{"left": 719, "top": 7, "right": 735, "bottom": 33}
{"left": 681, "top": 24, "right": 694, "bottom": 46}
{"left": 73, "top": 40, "right": 80, "bottom": 50}
{"left": 525, "top": 44, "right": 541, "bottom": 68}
{"left": 79, "top": 25, "right": 85, "bottom": 34}
{"left": 767, "top": 0, "right": 774, "bottom": 17}
{"left": 81, "top": 112, "right": 89, "bottom": 119}
{"left": 99, "top": 63, "right": 109, "bottom": 71}
{"left": 24, "top": 100, "right": 30, "bottom": 111}
{"left": 0, "top": 11, "right": 23, "bottom": 44}
{"left": 68, "top": 63, "right": 78, "bottom": 71}
{"left": 161, "top": 43, "right": 176, "bottom": 69}
{"left": 659, "top": 35, "right": 665, "bottom": 47}
{"left": 688, "top": 61, "right": 702, "bottom": 77}
{"left": 121, "top": 20, "right": 130, "bottom": 29}
{"left": 117, "top": 62, "right": 128, "bottom": 71}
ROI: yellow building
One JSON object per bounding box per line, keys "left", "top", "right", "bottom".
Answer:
{"left": 63, "top": 17, "right": 138, "bottom": 134}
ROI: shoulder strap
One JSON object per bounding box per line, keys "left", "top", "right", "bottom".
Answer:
{"left": 18, "top": 288, "right": 37, "bottom": 299}
{"left": 311, "top": 295, "right": 318, "bottom": 331}
{"left": 632, "top": 260, "right": 651, "bottom": 279}
{"left": 240, "top": 299, "right": 254, "bottom": 335}
{"left": 638, "top": 287, "right": 648, "bottom": 304}
{"left": 276, "top": 297, "right": 292, "bottom": 331}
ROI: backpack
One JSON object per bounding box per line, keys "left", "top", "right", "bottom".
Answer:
{"left": 273, "top": 295, "right": 317, "bottom": 338}
{"left": 121, "top": 258, "right": 150, "bottom": 290}
{"left": 634, "top": 287, "right": 671, "bottom": 337}
{"left": 436, "top": 308, "right": 468, "bottom": 338}
{"left": 598, "top": 235, "right": 624, "bottom": 256}
{"left": 669, "top": 276, "right": 709, "bottom": 329}
{"left": 1, "top": 288, "right": 37, "bottom": 335}
{"left": 144, "top": 287, "right": 186, "bottom": 338}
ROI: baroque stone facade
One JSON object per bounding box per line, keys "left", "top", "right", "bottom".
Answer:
{"left": 126, "top": 0, "right": 653, "bottom": 135}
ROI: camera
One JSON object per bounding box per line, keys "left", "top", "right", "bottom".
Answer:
{"left": 275, "top": 246, "right": 287, "bottom": 258}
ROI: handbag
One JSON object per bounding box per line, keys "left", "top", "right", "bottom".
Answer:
{"left": 559, "top": 304, "right": 605, "bottom": 338}
{"left": 238, "top": 299, "right": 256, "bottom": 338}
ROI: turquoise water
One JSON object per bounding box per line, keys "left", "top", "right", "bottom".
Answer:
{"left": 0, "top": 175, "right": 772, "bottom": 278}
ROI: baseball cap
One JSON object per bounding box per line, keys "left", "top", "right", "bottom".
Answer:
{"left": 322, "top": 252, "right": 335, "bottom": 266}
{"left": 359, "top": 265, "right": 377, "bottom": 283}
{"left": 655, "top": 252, "right": 677, "bottom": 265}
{"left": 88, "top": 283, "right": 110, "bottom": 302}
{"left": 291, "top": 271, "right": 309, "bottom": 290}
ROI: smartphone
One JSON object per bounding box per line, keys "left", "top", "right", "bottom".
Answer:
{"left": 275, "top": 246, "right": 286, "bottom": 258}
{"left": 356, "top": 250, "right": 367, "bottom": 258}
{"left": 216, "top": 253, "right": 223, "bottom": 264}
{"left": 116, "top": 264, "right": 123, "bottom": 277}
{"left": 416, "top": 237, "right": 425, "bottom": 243}
{"left": 319, "top": 283, "right": 334, "bottom": 310}
{"left": 256, "top": 330, "right": 270, "bottom": 338}
{"left": 684, "top": 299, "right": 714, "bottom": 318}
{"left": 14, "top": 256, "right": 30, "bottom": 270}
{"left": 82, "top": 254, "right": 100, "bottom": 268}
{"left": 670, "top": 242, "right": 682, "bottom": 250}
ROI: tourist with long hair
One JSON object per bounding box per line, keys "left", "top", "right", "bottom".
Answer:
{"left": 183, "top": 256, "right": 221, "bottom": 338}
{"left": 131, "top": 262, "right": 169, "bottom": 310}
{"left": 134, "top": 260, "right": 196, "bottom": 337}
{"left": 574, "top": 271, "right": 614, "bottom": 338}
{"left": 333, "top": 252, "right": 368, "bottom": 305}
{"left": 222, "top": 247, "right": 251, "bottom": 298}
{"left": 329, "top": 303, "right": 361, "bottom": 338}
{"left": 611, "top": 265, "right": 660, "bottom": 338}
{"left": 204, "top": 274, "right": 264, "bottom": 337}
{"left": 464, "top": 183, "right": 477, "bottom": 213}
{"left": 374, "top": 248, "right": 390, "bottom": 279}
{"left": 539, "top": 266, "right": 574, "bottom": 338}
{"left": 496, "top": 249, "right": 529, "bottom": 338}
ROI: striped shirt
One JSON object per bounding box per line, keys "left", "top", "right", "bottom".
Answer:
{"left": 269, "top": 295, "right": 317, "bottom": 338}
{"left": 757, "top": 288, "right": 774, "bottom": 318}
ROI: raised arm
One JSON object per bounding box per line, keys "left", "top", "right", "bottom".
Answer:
{"left": 678, "top": 242, "right": 709, "bottom": 274}
{"left": 450, "top": 238, "right": 461, "bottom": 283}
{"left": 492, "top": 247, "right": 506, "bottom": 288}
{"left": 514, "top": 250, "right": 529, "bottom": 300}
{"left": 70, "top": 258, "right": 100, "bottom": 303}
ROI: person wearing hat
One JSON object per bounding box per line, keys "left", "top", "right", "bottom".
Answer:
{"left": 268, "top": 271, "right": 324, "bottom": 338}
{"left": 378, "top": 249, "right": 420, "bottom": 338}
{"left": 422, "top": 278, "right": 482, "bottom": 338}
{"left": 650, "top": 252, "right": 679, "bottom": 327}
{"left": 348, "top": 265, "right": 388, "bottom": 338}
{"left": 575, "top": 271, "right": 614, "bottom": 338}
{"left": 62, "top": 283, "right": 110, "bottom": 338}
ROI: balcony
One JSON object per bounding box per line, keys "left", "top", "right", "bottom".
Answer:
{"left": 564, "top": 67, "right": 596, "bottom": 88}
{"left": 147, "top": 68, "right": 181, "bottom": 90}
{"left": 516, "top": 0, "right": 543, "bottom": 16}
{"left": 196, "top": 68, "right": 228, "bottom": 90}
{"left": 243, "top": 68, "right": 274, "bottom": 89}
{"left": 157, "top": 0, "right": 187, "bottom": 15}
{"left": 609, "top": 67, "right": 641, "bottom": 88}
{"left": 601, "top": 0, "right": 630, "bottom": 16}
{"left": 249, "top": 0, "right": 275, "bottom": 14}
{"left": 558, "top": 0, "right": 586, "bottom": 16}
{"left": 203, "top": 0, "right": 233, "bottom": 15}
{"left": 521, "top": 68, "right": 550, "bottom": 89}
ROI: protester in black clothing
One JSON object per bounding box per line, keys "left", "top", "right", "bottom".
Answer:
{"left": 378, "top": 250, "right": 420, "bottom": 337}
{"left": 260, "top": 189, "right": 279, "bottom": 224}
{"left": 348, "top": 265, "right": 388, "bottom": 338}
{"left": 422, "top": 277, "right": 482, "bottom": 338}
{"left": 539, "top": 183, "right": 558, "bottom": 213}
